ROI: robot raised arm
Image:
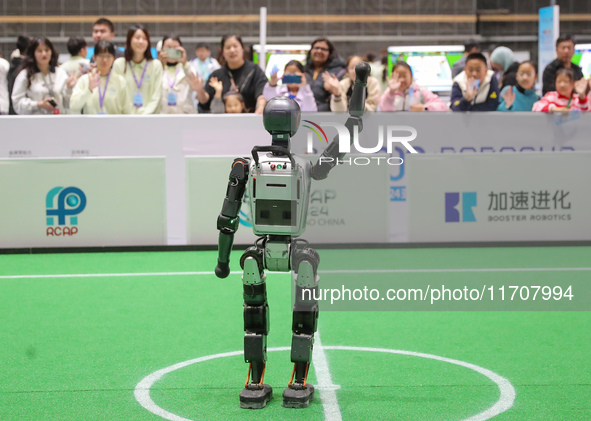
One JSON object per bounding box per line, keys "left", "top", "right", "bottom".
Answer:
{"left": 215, "top": 157, "right": 250, "bottom": 278}
{"left": 312, "top": 61, "right": 371, "bottom": 180}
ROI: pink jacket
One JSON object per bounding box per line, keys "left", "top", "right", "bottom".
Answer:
{"left": 532, "top": 91, "right": 589, "bottom": 112}
{"left": 379, "top": 83, "right": 448, "bottom": 111}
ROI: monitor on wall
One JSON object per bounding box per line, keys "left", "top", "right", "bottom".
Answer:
{"left": 574, "top": 44, "right": 591, "bottom": 78}
{"left": 253, "top": 44, "right": 310, "bottom": 83}
{"left": 387, "top": 45, "right": 464, "bottom": 94}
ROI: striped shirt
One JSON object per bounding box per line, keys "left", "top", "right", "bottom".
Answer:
{"left": 532, "top": 91, "right": 588, "bottom": 112}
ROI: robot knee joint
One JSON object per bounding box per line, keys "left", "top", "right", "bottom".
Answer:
{"left": 244, "top": 304, "right": 269, "bottom": 334}
{"left": 292, "top": 308, "right": 318, "bottom": 335}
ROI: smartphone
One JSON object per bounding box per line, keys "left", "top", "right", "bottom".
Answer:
{"left": 48, "top": 98, "right": 58, "bottom": 107}
{"left": 164, "top": 48, "right": 182, "bottom": 60}
{"left": 282, "top": 74, "right": 302, "bottom": 84}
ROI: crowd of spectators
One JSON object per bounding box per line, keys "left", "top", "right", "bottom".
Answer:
{"left": 1, "top": 19, "right": 589, "bottom": 116}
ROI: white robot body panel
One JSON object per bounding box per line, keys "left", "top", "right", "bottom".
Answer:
{"left": 248, "top": 153, "right": 311, "bottom": 237}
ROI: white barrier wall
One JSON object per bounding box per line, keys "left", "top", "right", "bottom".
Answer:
{"left": 407, "top": 152, "right": 591, "bottom": 242}
{"left": 0, "top": 113, "right": 590, "bottom": 246}
{"left": 0, "top": 157, "right": 166, "bottom": 248}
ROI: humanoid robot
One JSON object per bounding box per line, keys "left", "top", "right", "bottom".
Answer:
{"left": 215, "top": 61, "right": 370, "bottom": 409}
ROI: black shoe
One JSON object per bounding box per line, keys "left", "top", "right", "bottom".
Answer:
{"left": 282, "top": 384, "right": 314, "bottom": 408}
{"left": 239, "top": 384, "right": 273, "bottom": 409}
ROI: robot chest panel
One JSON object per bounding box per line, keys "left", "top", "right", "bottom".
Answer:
{"left": 247, "top": 158, "right": 310, "bottom": 236}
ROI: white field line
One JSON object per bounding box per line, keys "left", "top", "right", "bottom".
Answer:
{"left": 134, "top": 346, "right": 515, "bottom": 421}
{"left": 2, "top": 267, "right": 591, "bottom": 279}
{"left": 313, "top": 332, "right": 342, "bottom": 421}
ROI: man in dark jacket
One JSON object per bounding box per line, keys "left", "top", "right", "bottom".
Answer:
{"left": 542, "top": 34, "right": 583, "bottom": 95}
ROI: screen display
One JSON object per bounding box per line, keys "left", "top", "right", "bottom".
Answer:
{"left": 573, "top": 44, "right": 591, "bottom": 78}
{"left": 387, "top": 45, "right": 464, "bottom": 93}
{"left": 253, "top": 44, "right": 310, "bottom": 84}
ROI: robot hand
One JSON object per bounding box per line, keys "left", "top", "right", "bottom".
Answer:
{"left": 215, "top": 259, "right": 231, "bottom": 278}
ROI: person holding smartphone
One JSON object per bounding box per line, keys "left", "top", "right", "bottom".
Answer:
{"left": 158, "top": 34, "right": 198, "bottom": 114}
{"left": 112, "top": 24, "right": 163, "bottom": 114}
{"left": 262, "top": 60, "right": 317, "bottom": 112}
{"left": 11, "top": 37, "right": 77, "bottom": 115}
{"left": 70, "top": 41, "right": 133, "bottom": 115}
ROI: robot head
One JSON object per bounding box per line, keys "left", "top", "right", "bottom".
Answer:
{"left": 263, "top": 97, "right": 301, "bottom": 138}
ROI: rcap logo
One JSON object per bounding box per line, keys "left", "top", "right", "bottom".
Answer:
{"left": 445, "top": 192, "right": 477, "bottom": 222}
{"left": 303, "top": 121, "right": 419, "bottom": 156}
{"left": 46, "top": 187, "right": 87, "bottom": 226}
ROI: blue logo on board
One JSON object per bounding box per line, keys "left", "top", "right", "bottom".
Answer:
{"left": 46, "top": 187, "right": 86, "bottom": 236}
{"left": 445, "top": 192, "right": 476, "bottom": 222}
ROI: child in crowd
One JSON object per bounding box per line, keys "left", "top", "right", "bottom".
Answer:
{"left": 532, "top": 68, "right": 589, "bottom": 112}
{"left": 497, "top": 61, "right": 540, "bottom": 111}
{"left": 379, "top": 61, "right": 447, "bottom": 111}
{"left": 221, "top": 91, "right": 245, "bottom": 113}
{"left": 263, "top": 60, "right": 317, "bottom": 111}
{"left": 450, "top": 52, "right": 499, "bottom": 111}
{"left": 209, "top": 76, "right": 245, "bottom": 113}
{"left": 327, "top": 55, "right": 381, "bottom": 112}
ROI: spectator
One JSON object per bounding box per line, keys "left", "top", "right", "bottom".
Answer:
{"left": 380, "top": 61, "right": 448, "bottom": 112}
{"left": 158, "top": 34, "right": 198, "bottom": 114}
{"left": 112, "top": 25, "right": 163, "bottom": 114}
{"left": 11, "top": 37, "right": 76, "bottom": 115}
{"left": 189, "top": 42, "right": 221, "bottom": 112}
{"left": 533, "top": 68, "right": 588, "bottom": 112}
{"left": 210, "top": 85, "right": 245, "bottom": 114}
{"left": 490, "top": 46, "right": 519, "bottom": 88}
{"left": 7, "top": 35, "right": 29, "bottom": 114}
{"left": 222, "top": 91, "right": 245, "bottom": 113}
{"left": 61, "top": 37, "right": 90, "bottom": 76}
{"left": 326, "top": 55, "right": 381, "bottom": 112}
{"left": 542, "top": 35, "right": 583, "bottom": 95}
{"left": 451, "top": 40, "right": 480, "bottom": 78}
{"left": 263, "top": 60, "right": 317, "bottom": 112}
{"left": 498, "top": 61, "right": 540, "bottom": 112}
{"left": 92, "top": 18, "right": 124, "bottom": 59}
{"left": 195, "top": 34, "right": 267, "bottom": 114}
{"left": 70, "top": 41, "right": 132, "bottom": 115}
{"left": 0, "top": 55, "right": 8, "bottom": 114}
{"left": 303, "top": 37, "right": 346, "bottom": 111}
{"left": 450, "top": 52, "right": 499, "bottom": 112}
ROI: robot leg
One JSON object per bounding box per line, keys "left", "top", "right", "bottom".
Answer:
{"left": 283, "top": 247, "right": 319, "bottom": 408}
{"left": 240, "top": 251, "right": 272, "bottom": 409}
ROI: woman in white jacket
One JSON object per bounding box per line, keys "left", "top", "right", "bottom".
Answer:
{"left": 158, "top": 34, "right": 199, "bottom": 114}
{"left": 70, "top": 41, "right": 133, "bottom": 115}
{"left": 11, "top": 37, "right": 77, "bottom": 115}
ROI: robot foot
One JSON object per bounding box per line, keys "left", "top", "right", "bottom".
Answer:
{"left": 282, "top": 384, "right": 315, "bottom": 408}
{"left": 239, "top": 384, "right": 273, "bottom": 409}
